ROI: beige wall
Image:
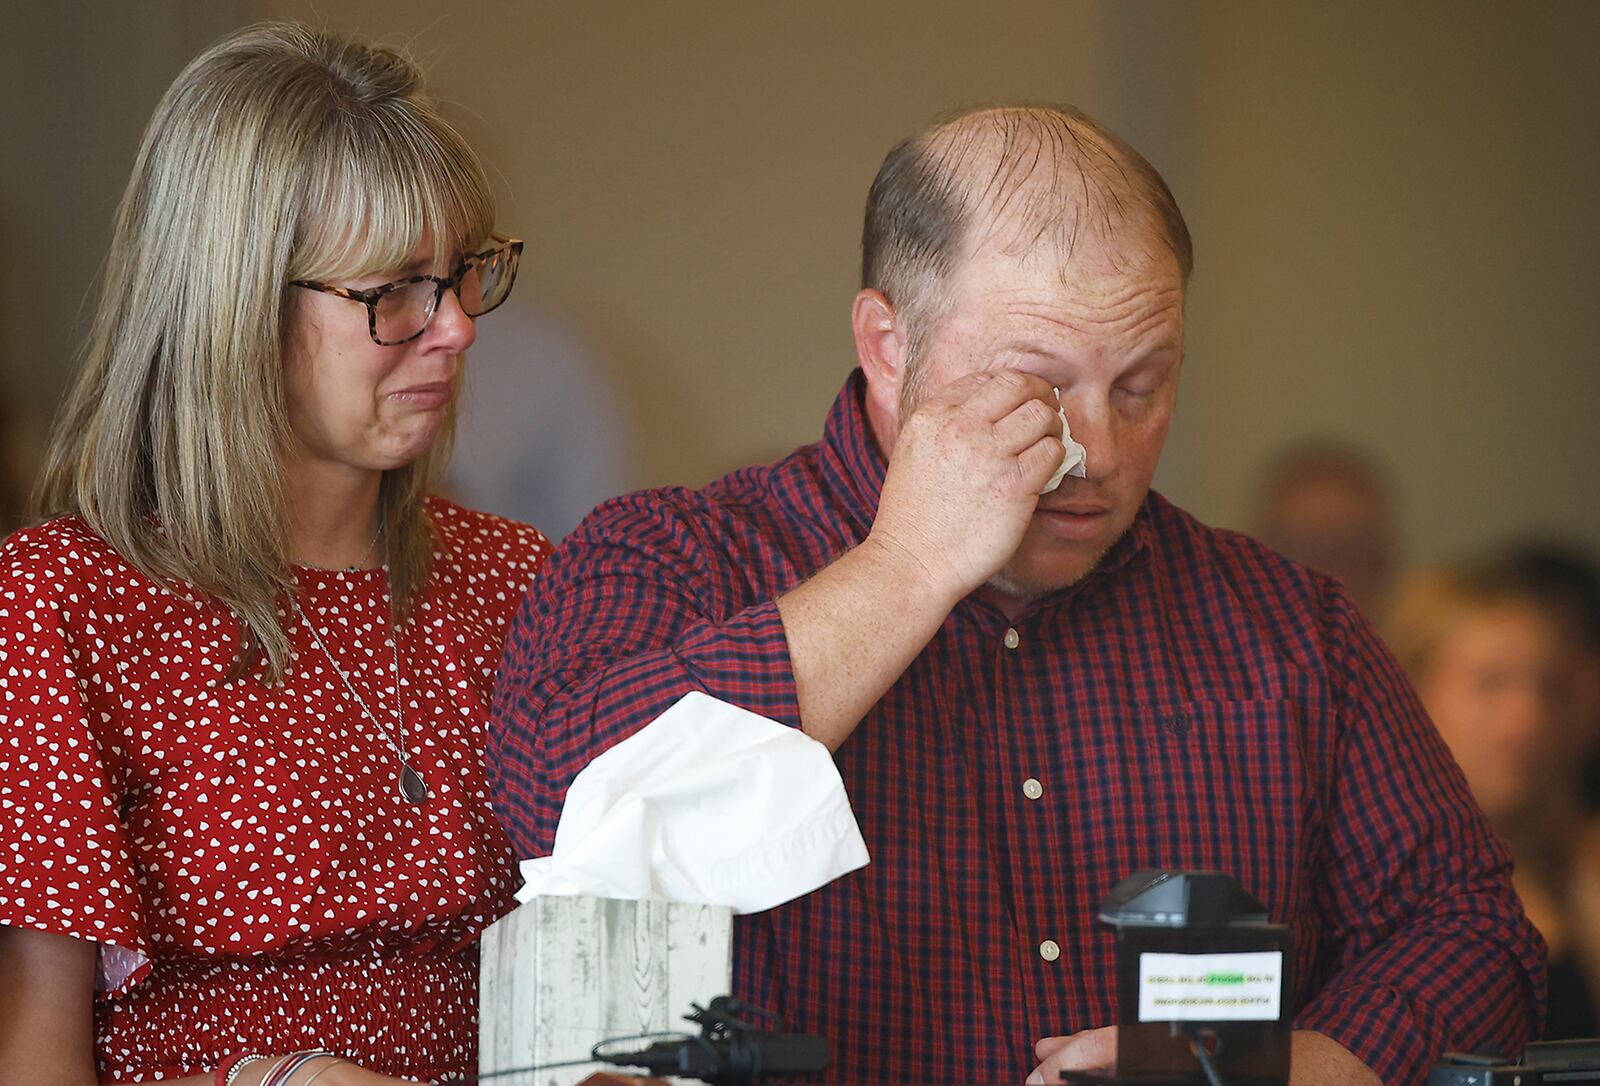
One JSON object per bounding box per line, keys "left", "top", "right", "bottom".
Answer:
{"left": 5, "top": 1, "right": 1596, "bottom": 564}
{"left": 1, "top": 3, "right": 240, "bottom": 410}
{"left": 0, "top": 1, "right": 250, "bottom": 511}
{"left": 1163, "top": 0, "right": 1600, "bottom": 562}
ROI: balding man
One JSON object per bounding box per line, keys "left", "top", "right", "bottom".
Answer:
{"left": 489, "top": 107, "right": 1542, "bottom": 1086}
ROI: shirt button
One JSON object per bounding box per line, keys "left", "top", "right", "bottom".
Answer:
{"left": 1039, "top": 939, "right": 1061, "bottom": 962}
{"left": 1004, "top": 627, "right": 1021, "bottom": 649}
{"left": 1022, "top": 778, "right": 1043, "bottom": 800}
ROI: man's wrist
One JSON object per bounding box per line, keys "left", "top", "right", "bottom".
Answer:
{"left": 1288, "top": 1029, "right": 1382, "bottom": 1086}
{"left": 858, "top": 529, "right": 968, "bottom": 612}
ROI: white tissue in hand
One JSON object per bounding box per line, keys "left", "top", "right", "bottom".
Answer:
{"left": 517, "top": 691, "right": 870, "bottom": 914}
{"left": 1041, "top": 394, "right": 1088, "bottom": 493}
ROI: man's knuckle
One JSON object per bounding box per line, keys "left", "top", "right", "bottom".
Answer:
{"left": 1021, "top": 399, "right": 1054, "bottom": 427}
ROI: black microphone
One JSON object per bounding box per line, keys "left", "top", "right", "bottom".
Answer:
{"left": 601, "top": 1033, "right": 829, "bottom": 1083}
{"left": 600, "top": 996, "right": 829, "bottom": 1086}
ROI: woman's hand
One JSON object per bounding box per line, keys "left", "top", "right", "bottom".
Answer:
{"left": 239, "top": 1055, "right": 436, "bottom": 1085}
{"left": 318, "top": 1059, "right": 436, "bottom": 1085}
{"left": 0, "top": 926, "right": 439, "bottom": 1086}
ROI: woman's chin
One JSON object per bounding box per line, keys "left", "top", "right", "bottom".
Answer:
{"left": 372, "top": 426, "right": 448, "bottom": 470}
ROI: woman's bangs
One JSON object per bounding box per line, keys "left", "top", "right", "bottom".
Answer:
{"left": 294, "top": 108, "right": 495, "bottom": 283}
{"left": 408, "top": 113, "right": 497, "bottom": 266}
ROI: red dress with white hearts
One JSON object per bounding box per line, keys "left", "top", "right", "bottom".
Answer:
{"left": 0, "top": 500, "right": 548, "bottom": 1082}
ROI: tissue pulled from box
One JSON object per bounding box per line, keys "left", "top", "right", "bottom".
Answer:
{"left": 1041, "top": 393, "right": 1088, "bottom": 494}
{"left": 517, "top": 691, "right": 870, "bottom": 914}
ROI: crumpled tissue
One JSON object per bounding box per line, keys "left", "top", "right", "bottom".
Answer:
{"left": 517, "top": 691, "right": 870, "bottom": 914}
{"left": 1041, "top": 389, "right": 1088, "bottom": 493}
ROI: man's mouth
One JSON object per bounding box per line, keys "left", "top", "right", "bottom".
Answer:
{"left": 1039, "top": 501, "right": 1111, "bottom": 518}
{"left": 1035, "top": 503, "right": 1114, "bottom": 541}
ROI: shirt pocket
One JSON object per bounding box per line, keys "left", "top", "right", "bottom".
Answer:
{"left": 1126, "top": 698, "right": 1312, "bottom": 926}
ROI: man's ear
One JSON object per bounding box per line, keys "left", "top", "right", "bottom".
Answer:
{"left": 852, "top": 289, "right": 908, "bottom": 423}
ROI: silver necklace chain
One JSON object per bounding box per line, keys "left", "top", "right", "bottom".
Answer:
{"left": 294, "top": 585, "right": 430, "bottom": 805}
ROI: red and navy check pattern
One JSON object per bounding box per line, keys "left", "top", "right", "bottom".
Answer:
{"left": 489, "top": 370, "right": 1544, "bottom": 1086}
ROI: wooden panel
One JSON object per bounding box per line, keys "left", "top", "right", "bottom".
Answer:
{"left": 480, "top": 896, "right": 733, "bottom": 1086}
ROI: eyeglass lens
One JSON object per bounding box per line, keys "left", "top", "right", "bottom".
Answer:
{"left": 371, "top": 245, "right": 519, "bottom": 344}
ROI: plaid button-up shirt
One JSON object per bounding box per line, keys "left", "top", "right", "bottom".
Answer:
{"left": 489, "top": 370, "right": 1544, "bottom": 1086}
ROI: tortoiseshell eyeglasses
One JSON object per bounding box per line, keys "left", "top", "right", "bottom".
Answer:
{"left": 290, "top": 235, "right": 523, "bottom": 346}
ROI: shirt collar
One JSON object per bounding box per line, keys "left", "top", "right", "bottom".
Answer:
{"left": 817, "top": 367, "right": 1156, "bottom": 604}
{"left": 818, "top": 368, "right": 890, "bottom": 538}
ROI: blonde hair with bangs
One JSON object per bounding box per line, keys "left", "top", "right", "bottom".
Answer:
{"left": 34, "top": 21, "right": 497, "bottom": 682}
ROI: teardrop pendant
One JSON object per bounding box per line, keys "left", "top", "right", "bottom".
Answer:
{"left": 398, "top": 763, "right": 430, "bottom": 804}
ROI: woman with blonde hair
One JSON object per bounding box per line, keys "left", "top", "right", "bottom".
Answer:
{"left": 0, "top": 22, "right": 549, "bottom": 1085}
{"left": 1389, "top": 559, "right": 1600, "bottom": 1038}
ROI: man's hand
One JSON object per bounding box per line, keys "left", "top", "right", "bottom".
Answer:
{"left": 1027, "top": 1028, "right": 1381, "bottom": 1086}
{"left": 869, "top": 369, "right": 1064, "bottom": 599}
{"left": 777, "top": 368, "right": 1063, "bottom": 750}
{"left": 1028, "top": 1027, "right": 1115, "bottom": 1084}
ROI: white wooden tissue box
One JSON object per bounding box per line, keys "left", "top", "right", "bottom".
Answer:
{"left": 479, "top": 896, "right": 734, "bottom": 1086}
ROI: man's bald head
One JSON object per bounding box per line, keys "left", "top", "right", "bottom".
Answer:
{"left": 861, "top": 105, "right": 1192, "bottom": 367}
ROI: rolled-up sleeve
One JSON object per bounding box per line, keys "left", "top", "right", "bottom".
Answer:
{"left": 1293, "top": 590, "right": 1546, "bottom": 1084}
{"left": 487, "top": 490, "right": 803, "bottom": 860}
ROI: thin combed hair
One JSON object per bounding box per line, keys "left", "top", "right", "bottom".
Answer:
{"left": 33, "top": 21, "right": 496, "bottom": 682}
{"left": 861, "top": 104, "right": 1193, "bottom": 393}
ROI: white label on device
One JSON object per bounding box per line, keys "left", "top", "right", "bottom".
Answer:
{"left": 1137, "top": 951, "right": 1283, "bottom": 1022}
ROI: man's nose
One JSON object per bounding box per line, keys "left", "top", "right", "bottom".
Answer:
{"left": 1062, "top": 396, "right": 1117, "bottom": 479}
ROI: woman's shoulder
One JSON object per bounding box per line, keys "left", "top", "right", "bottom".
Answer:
{"left": 0, "top": 517, "right": 142, "bottom": 651}
{"left": 426, "top": 496, "right": 553, "bottom": 587}
{"left": 2, "top": 515, "right": 129, "bottom": 587}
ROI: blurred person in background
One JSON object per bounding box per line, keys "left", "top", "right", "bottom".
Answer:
{"left": 0, "top": 23, "right": 550, "bottom": 1085}
{"left": 1253, "top": 439, "right": 1397, "bottom": 619}
{"left": 1389, "top": 560, "right": 1600, "bottom": 1038}
{"left": 447, "top": 296, "right": 635, "bottom": 541}
{"left": 1498, "top": 542, "right": 1600, "bottom": 816}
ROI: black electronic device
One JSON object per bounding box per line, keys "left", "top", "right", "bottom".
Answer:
{"left": 1427, "top": 1052, "right": 1541, "bottom": 1086}
{"left": 598, "top": 996, "right": 829, "bottom": 1086}
{"left": 1518, "top": 1039, "right": 1600, "bottom": 1083}
{"left": 1062, "top": 870, "right": 1291, "bottom": 1086}
{"left": 1408, "top": 1031, "right": 1600, "bottom": 1084}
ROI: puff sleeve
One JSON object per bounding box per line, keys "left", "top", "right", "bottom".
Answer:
{"left": 0, "top": 526, "right": 151, "bottom": 997}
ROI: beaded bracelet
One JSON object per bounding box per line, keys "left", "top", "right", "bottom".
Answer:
{"left": 262, "top": 1050, "right": 338, "bottom": 1086}
{"left": 215, "top": 1052, "right": 271, "bottom": 1086}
